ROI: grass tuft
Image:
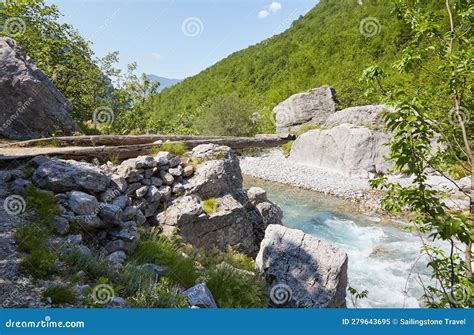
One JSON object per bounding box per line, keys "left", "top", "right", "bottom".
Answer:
{"left": 160, "top": 143, "right": 188, "bottom": 156}
{"left": 201, "top": 198, "right": 218, "bottom": 215}
{"left": 281, "top": 140, "right": 294, "bottom": 157}
{"left": 203, "top": 266, "right": 267, "bottom": 308}
{"left": 128, "top": 278, "right": 189, "bottom": 308}
{"left": 131, "top": 235, "right": 199, "bottom": 288}
{"left": 21, "top": 249, "right": 58, "bottom": 278}
{"left": 42, "top": 285, "right": 77, "bottom": 305}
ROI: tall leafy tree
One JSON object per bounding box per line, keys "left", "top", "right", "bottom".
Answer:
{"left": 364, "top": 0, "right": 473, "bottom": 307}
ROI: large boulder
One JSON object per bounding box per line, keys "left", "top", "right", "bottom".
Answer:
{"left": 323, "top": 105, "right": 388, "bottom": 129}
{"left": 184, "top": 144, "right": 243, "bottom": 198}
{"left": 0, "top": 37, "right": 79, "bottom": 139}
{"left": 157, "top": 145, "right": 283, "bottom": 257}
{"left": 32, "top": 159, "right": 110, "bottom": 193}
{"left": 158, "top": 194, "right": 260, "bottom": 256}
{"left": 256, "top": 225, "right": 348, "bottom": 308}
{"left": 289, "top": 124, "right": 391, "bottom": 178}
{"left": 273, "top": 86, "right": 336, "bottom": 135}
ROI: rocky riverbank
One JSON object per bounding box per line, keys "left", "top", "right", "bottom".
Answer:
{"left": 240, "top": 149, "right": 471, "bottom": 214}
{"left": 1, "top": 144, "right": 348, "bottom": 308}
{"left": 240, "top": 149, "right": 382, "bottom": 209}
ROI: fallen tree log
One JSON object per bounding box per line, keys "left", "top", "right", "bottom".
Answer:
{"left": 0, "top": 136, "right": 293, "bottom": 166}
{"left": 0, "top": 134, "right": 292, "bottom": 148}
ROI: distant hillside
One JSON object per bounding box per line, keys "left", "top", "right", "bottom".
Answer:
{"left": 149, "top": 0, "right": 443, "bottom": 133}
{"left": 147, "top": 75, "right": 181, "bottom": 92}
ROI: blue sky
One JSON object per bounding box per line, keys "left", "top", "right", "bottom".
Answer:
{"left": 47, "top": 0, "right": 318, "bottom": 79}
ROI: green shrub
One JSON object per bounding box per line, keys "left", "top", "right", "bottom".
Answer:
{"left": 128, "top": 278, "right": 188, "bottom": 308}
{"left": 117, "top": 264, "right": 157, "bottom": 297}
{"left": 25, "top": 185, "right": 59, "bottom": 223}
{"left": 14, "top": 224, "right": 48, "bottom": 253}
{"left": 132, "top": 236, "right": 199, "bottom": 288}
{"left": 160, "top": 143, "right": 188, "bottom": 156}
{"left": 201, "top": 198, "right": 218, "bottom": 215}
{"left": 21, "top": 249, "right": 58, "bottom": 278}
{"left": 204, "top": 266, "right": 267, "bottom": 308}
{"left": 281, "top": 141, "right": 294, "bottom": 157}
{"left": 42, "top": 285, "right": 77, "bottom": 305}
{"left": 63, "top": 250, "right": 116, "bottom": 282}
{"left": 194, "top": 94, "right": 258, "bottom": 137}
{"left": 185, "top": 246, "right": 256, "bottom": 273}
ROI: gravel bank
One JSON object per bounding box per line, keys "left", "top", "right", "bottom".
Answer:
{"left": 240, "top": 149, "right": 470, "bottom": 211}
{"left": 240, "top": 150, "right": 372, "bottom": 199}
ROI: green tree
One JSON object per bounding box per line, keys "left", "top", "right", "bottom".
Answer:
{"left": 111, "top": 63, "right": 160, "bottom": 134}
{"left": 364, "top": 0, "right": 473, "bottom": 308}
{"left": 194, "top": 94, "right": 259, "bottom": 137}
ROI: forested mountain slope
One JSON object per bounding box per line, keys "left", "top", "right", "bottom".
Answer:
{"left": 149, "top": 0, "right": 444, "bottom": 134}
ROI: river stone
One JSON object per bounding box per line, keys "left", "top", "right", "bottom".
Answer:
{"left": 98, "top": 204, "right": 123, "bottom": 224}
{"left": 169, "top": 166, "right": 183, "bottom": 177}
{"left": 183, "top": 165, "right": 194, "bottom": 177}
{"left": 134, "top": 156, "right": 157, "bottom": 169}
{"left": 184, "top": 144, "right": 243, "bottom": 199}
{"left": 273, "top": 86, "right": 336, "bottom": 135}
{"left": 33, "top": 159, "right": 110, "bottom": 193}
{"left": 72, "top": 215, "right": 106, "bottom": 230}
{"left": 135, "top": 186, "right": 149, "bottom": 198}
{"left": 169, "top": 156, "right": 182, "bottom": 168}
{"left": 256, "top": 225, "right": 348, "bottom": 308}
{"left": 0, "top": 37, "right": 79, "bottom": 140}
{"left": 151, "top": 177, "right": 163, "bottom": 187}
{"left": 289, "top": 124, "right": 391, "bottom": 178}
{"left": 68, "top": 191, "right": 99, "bottom": 215}
{"left": 146, "top": 185, "right": 162, "bottom": 202}
{"left": 122, "top": 206, "right": 137, "bottom": 221}
{"left": 52, "top": 215, "right": 69, "bottom": 235}
{"left": 182, "top": 283, "right": 218, "bottom": 308}
{"left": 111, "top": 176, "right": 128, "bottom": 193}
{"left": 160, "top": 171, "right": 174, "bottom": 186}
{"left": 247, "top": 187, "right": 267, "bottom": 206}
{"left": 106, "top": 251, "right": 127, "bottom": 268}
{"left": 112, "top": 195, "right": 129, "bottom": 209}
{"left": 105, "top": 239, "right": 126, "bottom": 253}
{"left": 135, "top": 209, "right": 146, "bottom": 225}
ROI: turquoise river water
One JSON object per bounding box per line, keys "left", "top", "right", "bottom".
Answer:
{"left": 244, "top": 176, "right": 432, "bottom": 308}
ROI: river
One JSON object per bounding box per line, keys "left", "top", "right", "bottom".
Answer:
{"left": 244, "top": 176, "right": 432, "bottom": 308}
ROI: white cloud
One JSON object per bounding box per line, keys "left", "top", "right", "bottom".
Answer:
{"left": 258, "top": 2, "right": 282, "bottom": 19}
{"left": 152, "top": 52, "right": 162, "bottom": 61}
{"left": 258, "top": 10, "right": 270, "bottom": 19}
{"left": 269, "top": 2, "right": 282, "bottom": 13}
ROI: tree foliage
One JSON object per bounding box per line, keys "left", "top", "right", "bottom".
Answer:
{"left": 195, "top": 94, "right": 259, "bottom": 137}
{"left": 366, "top": 0, "right": 473, "bottom": 308}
